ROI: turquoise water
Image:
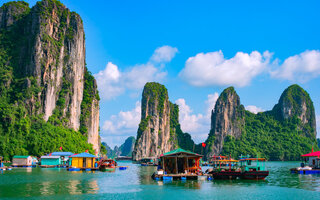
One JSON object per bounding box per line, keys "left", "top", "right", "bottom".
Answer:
{"left": 0, "top": 161, "right": 320, "bottom": 199}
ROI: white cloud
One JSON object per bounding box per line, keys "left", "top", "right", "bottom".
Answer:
{"left": 271, "top": 50, "right": 320, "bottom": 82}
{"left": 123, "top": 63, "right": 167, "bottom": 90}
{"left": 179, "top": 50, "right": 271, "bottom": 87}
{"left": 95, "top": 62, "right": 124, "bottom": 100}
{"left": 95, "top": 45, "right": 177, "bottom": 100}
{"left": 150, "top": 45, "right": 178, "bottom": 63}
{"left": 205, "top": 93, "right": 219, "bottom": 115}
{"left": 102, "top": 101, "right": 141, "bottom": 136}
{"left": 175, "top": 93, "right": 219, "bottom": 143}
{"left": 245, "top": 105, "right": 265, "bottom": 114}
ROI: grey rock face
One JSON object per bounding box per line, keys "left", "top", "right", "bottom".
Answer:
{"left": 206, "top": 87, "right": 245, "bottom": 159}
{"left": 133, "top": 82, "right": 177, "bottom": 161}
{"left": 0, "top": 0, "right": 100, "bottom": 154}
{"left": 272, "top": 84, "right": 316, "bottom": 138}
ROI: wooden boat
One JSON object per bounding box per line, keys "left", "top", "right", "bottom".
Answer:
{"left": 239, "top": 156, "right": 269, "bottom": 180}
{"left": 98, "top": 157, "right": 117, "bottom": 172}
{"left": 140, "top": 158, "right": 157, "bottom": 166}
{"left": 209, "top": 159, "right": 242, "bottom": 180}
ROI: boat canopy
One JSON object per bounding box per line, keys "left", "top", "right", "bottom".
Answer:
{"left": 217, "top": 159, "right": 239, "bottom": 162}
{"left": 301, "top": 151, "right": 320, "bottom": 157}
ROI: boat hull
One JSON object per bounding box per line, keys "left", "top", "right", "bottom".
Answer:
{"left": 241, "top": 171, "right": 269, "bottom": 180}
{"left": 211, "top": 171, "right": 242, "bottom": 180}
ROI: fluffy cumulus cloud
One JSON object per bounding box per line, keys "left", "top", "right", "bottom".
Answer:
{"left": 180, "top": 49, "right": 320, "bottom": 87}
{"left": 94, "top": 62, "right": 124, "bottom": 100}
{"left": 150, "top": 45, "right": 178, "bottom": 63}
{"left": 179, "top": 50, "right": 271, "bottom": 87}
{"left": 95, "top": 45, "right": 177, "bottom": 100}
{"left": 175, "top": 93, "right": 219, "bottom": 143}
{"left": 102, "top": 101, "right": 141, "bottom": 136}
{"left": 245, "top": 105, "right": 265, "bottom": 114}
{"left": 271, "top": 50, "right": 320, "bottom": 82}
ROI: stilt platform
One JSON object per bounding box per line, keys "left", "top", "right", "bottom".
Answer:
{"left": 290, "top": 168, "right": 320, "bottom": 174}
{"left": 67, "top": 167, "right": 99, "bottom": 171}
{"left": 152, "top": 173, "right": 212, "bottom": 180}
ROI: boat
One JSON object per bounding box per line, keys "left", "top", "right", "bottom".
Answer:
{"left": 290, "top": 151, "right": 320, "bottom": 174}
{"left": 239, "top": 156, "right": 269, "bottom": 180}
{"left": 140, "top": 158, "right": 157, "bottom": 166}
{"left": 209, "top": 158, "right": 242, "bottom": 180}
{"left": 98, "top": 157, "right": 117, "bottom": 172}
{"left": 209, "top": 155, "right": 228, "bottom": 167}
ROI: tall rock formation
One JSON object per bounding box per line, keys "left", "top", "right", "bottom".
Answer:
{"left": 205, "top": 84, "right": 317, "bottom": 161}
{"left": 133, "top": 82, "right": 178, "bottom": 161}
{"left": 272, "top": 84, "right": 316, "bottom": 138}
{"left": 0, "top": 0, "right": 100, "bottom": 155}
{"left": 205, "top": 87, "right": 245, "bottom": 158}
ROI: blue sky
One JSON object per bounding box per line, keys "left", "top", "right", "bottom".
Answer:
{"left": 3, "top": 0, "right": 320, "bottom": 147}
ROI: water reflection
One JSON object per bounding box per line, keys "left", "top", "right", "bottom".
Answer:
{"left": 1, "top": 162, "right": 320, "bottom": 199}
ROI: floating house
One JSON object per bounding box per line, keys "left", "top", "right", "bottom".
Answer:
{"left": 40, "top": 156, "right": 61, "bottom": 168}
{"left": 12, "top": 155, "right": 33, "bottom": 167}
{"left": 153, "top": 148, "right": 203, "bottom": 180}
{"left": 69, "top": 152, "right": 97, "bottom": 171}
{"left": 302, "top": 151, "right": 320, "bottom": 168}
{"left": 47, "top": 152, "right": 74, "bottom": 166}
{"left": 291, "top": 151, "right": 320, "bottom": 174}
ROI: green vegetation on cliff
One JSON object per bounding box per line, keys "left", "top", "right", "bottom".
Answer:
{"left": 221, "top": 111, "right": 318, "bottom": 160}
{"left": 0, "top": 1, "right": 97, "bottom": 160}
{"left": 209, "top": 84, "right": 318, "bottom": 161}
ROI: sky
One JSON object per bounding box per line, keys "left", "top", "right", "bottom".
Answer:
{"left": 3, "top": 0, "right": 320, "bottom": 148}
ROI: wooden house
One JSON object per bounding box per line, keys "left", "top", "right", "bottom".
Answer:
{"left": 69, "top": 152, "right": 97, "bottom": 169}
{"left": 12, "top": 155, "right": 33, "bottom": 167}
{"left": 40, "top": 156, "right": 61, "bottom": 167}
{"left": 152, "top": 148, "right": 203, "bottom": 180}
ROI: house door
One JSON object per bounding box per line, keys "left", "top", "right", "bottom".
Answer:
{"left": 83, "top": 158, "right": 87, "bottom": 168}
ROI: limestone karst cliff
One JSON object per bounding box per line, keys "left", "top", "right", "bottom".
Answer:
{"left": 133, "top": 82, "right": 178, "bottom": 161}
{"left": 205, "top": 87, "right": 245, "bottom": 158}
{"left": 205, "top": 84, "right": 317, "bottom": 161}
{"left": 0, "top": 0, "right": 100, "bottom": 158}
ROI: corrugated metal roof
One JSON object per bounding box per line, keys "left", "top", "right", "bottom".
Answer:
{"left": 70, "top": 152, "right": 96, "bottom": 158}
{"left": 41, "top": 156, "right": 61, "bottom": 159}
{"left": 161, "top": 148, "right": 202, "bottom": 157}
{"left": 13, "top": 155, "right": 30, "bottom": 159}
{"left": 48, "top": 152, "right": 74, "bottom": 156}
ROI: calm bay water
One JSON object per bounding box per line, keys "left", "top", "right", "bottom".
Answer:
{"left": 0, "top": 161, "right": 320, "bottom": 199}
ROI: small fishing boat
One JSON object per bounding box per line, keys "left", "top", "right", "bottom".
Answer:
{"left": 239, "top": 156, "right": 269, "bottom": 180}
{"left": 209, "top": 158, "right": 242, "bottom": 180}
{"left": 98, "top": 157, "right": 117, "bottom": 172}
{"left": 140, "top": 158, "right": 157, "bottom": 166}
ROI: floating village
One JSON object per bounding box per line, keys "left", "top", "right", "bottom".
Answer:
{"left": 1, "top": 147, "right": 320, "bottom": 181}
